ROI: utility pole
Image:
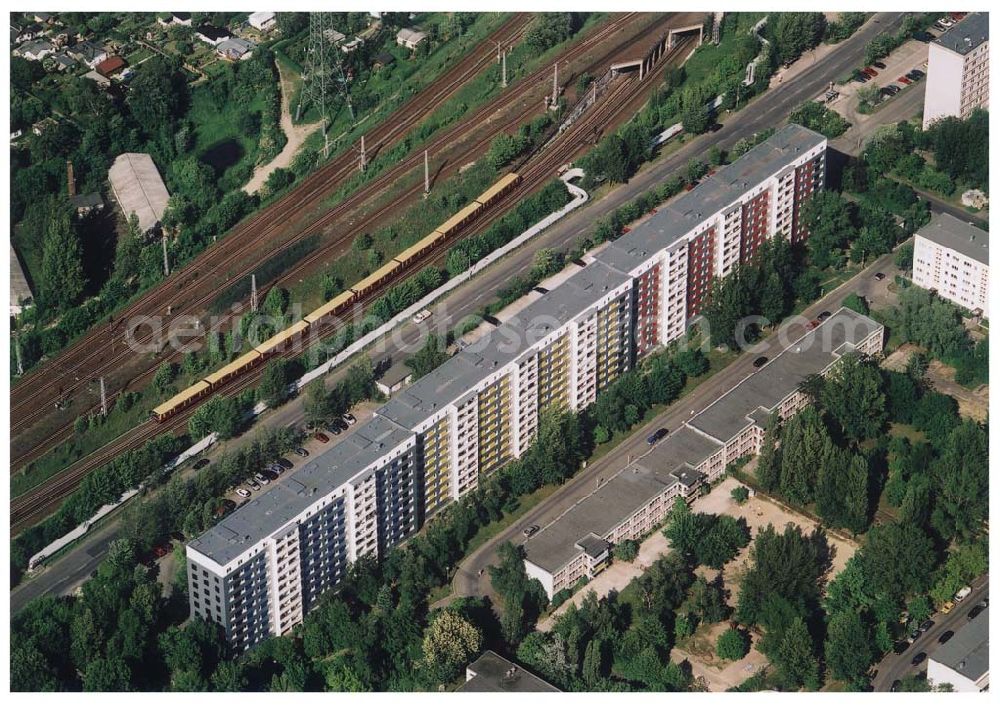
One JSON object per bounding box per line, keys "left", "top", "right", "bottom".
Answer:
{"left": 552, "top": 63, "right": 558, "bottom": 105}
{"left": 99, "top": 377, "right": 107, "bottom": 417}
{"left": 496, "top": 41, "right": 501, "bottom": 63}
{"left": 161, "top": 232, "right": 170, "bottom": 276}
{"left": 359, "top": 134, "right": 367, "bottom": 172}
{"left": 250, "top": 274, "right": 259, "bottom": 313}
{"left": 423, "top": 150, "right": 430, "bottom": 196}
{"left": 501, "top": 49, "right": 507, "bottom": 88}
{"left": 14, "top": 335, "right": 23, "bottom": 376}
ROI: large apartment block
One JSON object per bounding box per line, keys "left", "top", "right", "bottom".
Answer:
{"left": 923, "top": 12, "right": 989, "bottom": 129}
{"left": 187, "top": 124, "right": 828, "bottom": 647}
{"left": 912, "top": 213, "right": 989, "bottom": 317}
{"left": 523, "top": 309, "right": 885, "bottom": 598}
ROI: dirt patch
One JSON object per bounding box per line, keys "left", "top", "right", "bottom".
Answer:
{"left": 672, "top": 620, "right": 769, "bottom": 692}
{"left": 926, "top": 359, "right": 989, "bottom": 421}
{"left": 244, "top": 59, "right": 323, "bottom": 195}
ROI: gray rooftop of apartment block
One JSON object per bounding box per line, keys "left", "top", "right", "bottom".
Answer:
{"left": 595, "top": 123, "right": 826, "bottom": 275}
{"left": 457, "top": 650, "right": 560, "bottom": 692}
{"left": 917, "top": 212, "right": 989, "bottom": 265}
{"left": 524, "top": 308, "right": 881, "bottom": 575}
{"left": 935, "top": 12, "right": 988, "bottom": 55}
{"left": 189, "top": 415, "right": 412, "bottom": 566}
{"left": 188, "top": 125, "right": 830, "bottom": 570}
{"left": 931, "top": 606, "right": 989, "bottom": 682}
{"left": 689, "top": 308, "right": 882, "bottom": 442}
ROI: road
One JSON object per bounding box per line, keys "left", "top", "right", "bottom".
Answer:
{"left": 10, "top": 12, "right": 906, "bottom": 614}
{"left": 445, "top": 248, "right": 899, "bottom": 604}
{"left": 872, "top": 577, "right": 989, "bottom": 691}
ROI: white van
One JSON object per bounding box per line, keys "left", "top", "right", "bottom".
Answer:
{"left": 955, "top": 586, "right": 972, "bottom": 602}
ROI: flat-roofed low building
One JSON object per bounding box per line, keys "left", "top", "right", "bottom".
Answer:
{"left": 523, "top": 308, "right": 884, "bottom": 597}
{"left": 927, "top": 606, "right": 989, "bottom": 692}
{"left": 248, "top": 11, "right": 276, "bottom": 32}
{"left": 457, "top": 651, "right": 560, "bottom": 692}
{"left": 912, "top": 212, "right": 989, "bottom": 317}
{"left": 108, "top": 153, "right": 171, "bottom": 236}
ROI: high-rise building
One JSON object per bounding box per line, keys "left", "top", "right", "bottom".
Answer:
{"left": 923, "top": 12, "right": 989, "bottom": 129}
{"left": 912, "top": 213, "right": 989, "bottom": 317}
{"left": 187, "top": 124, "right": 828, "bottom": 647}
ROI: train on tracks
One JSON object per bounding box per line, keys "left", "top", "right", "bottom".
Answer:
{"left": 152, "top": 173, "right": 521, "bottom": 422}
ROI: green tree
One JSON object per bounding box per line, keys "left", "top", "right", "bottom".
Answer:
{"left": 258, "top": 358, "right": 293, "bottom": 408}
{"left": 716, "top": 627, "right": 750, "bottom": 661}
{"left": 824, "top": 610, "right": 874, "bottom": 685}
{"left": 40, "top": 201, "right": 87, "bottom": 311}
{"left": 819, "top": 354, "right": 886, "bottom": 443}
{"left": 407, "top": 335, "right": 449, "bottom": 378}
{"left": 421, "top": 610, "right": 483, "bottom": 685}
{"left": 773, "top": 617, "right": 819, "bottom": 690}
{"left": 681, "top": 101, "right": 710, "bottom": 135}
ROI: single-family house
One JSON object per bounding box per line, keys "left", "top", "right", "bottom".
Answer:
{"left": 159, "top": 12, "right": 192, "bottom": 27}
{"left": 33, "top": 13, "right": 55, "bottom": 24}
{"left": 16, "top": 39, "right": 56, "bottom": 61}
{"left": 374, "top": 51, "right": 395, "bottom": 69}
{"left": 48, "top": 51, "right": 77, "bottom": 71}
{"left": 323, "top": 27, "right": 346, "bottom": 44}
{"left": 217, "top": 37, "right": 254, "bottom": 61}
{"left": 396, "top": 27, "right": 427, "bottom": 50}
{"left": 95, "top": 55, "right": 127, "bottom": 78}
{"left": 196, "top": 24, "right": 232, "bottom": 46}
{"left": 340, "top": 37, "right": 363, "bottom": 53}
{"left": 67, "top": 40, "right": 108, "bottom": 68}
{"left": 13, "top": 23, "right": 42, "bottom": 43}
{"left": 248, "top": 12, "right": 276, "bottom": 32}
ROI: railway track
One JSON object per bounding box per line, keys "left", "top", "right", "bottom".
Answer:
{"left": 11, "top": 27, "right": 693, "bottom": 535}
{"left": 11, "top": 13, "right": 656, "bottom": 469}
{"left": 9, "top": 15, "right": 534, "bottom": 448}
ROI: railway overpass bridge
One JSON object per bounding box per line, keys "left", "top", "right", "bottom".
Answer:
{"left": 610, "top": 21, "right": 704, "bottom": 80}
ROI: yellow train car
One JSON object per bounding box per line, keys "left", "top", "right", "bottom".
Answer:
{"left": 153, "top": 381, "right": 211, "bottom": 422}
{"left": 393, "top": 230, "right": 448, "bottom": 268}
{"left": 350, "top": 260, "right": 403, "bottom": 298}
{"left": 203, "top": 350, "right": 262, "bottom": 388}
{"left": 475, "top": 173, "right": 521, "bottom": 207}
{"left": 436, "top": 202, "right": 483, "bottom": 238}
{"left": 304, "top": 291, "right": 356, "bottom": 326}
{"left": 255, "top": 320, "right": 310, "bottom": 357}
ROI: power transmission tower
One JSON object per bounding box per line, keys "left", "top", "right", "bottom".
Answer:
{"left": 303, "top": 13, "right": 355, "bottom": 157}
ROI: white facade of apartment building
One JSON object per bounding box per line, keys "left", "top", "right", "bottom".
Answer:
{"left": 912, "top": 213, "right": 989, "bottom": 317}
{"left": 923, "top": 13, "right": 989, "bottom": 128}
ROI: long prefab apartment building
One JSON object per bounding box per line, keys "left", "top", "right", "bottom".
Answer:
{"left": 187, "top": 124, "right": 828, "bottom": 649}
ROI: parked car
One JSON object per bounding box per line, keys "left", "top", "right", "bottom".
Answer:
{"left": 941, "top": 600, "right": 955, "bottom": 614}
{"left": 864, "top": 67, "right": 878, "bottom": 76}
{"left": 277, "top": 457, "right": 294, "bottom": 470}
{"left": 326, "top": 422, "right": 342, "bottom": 435}
{"left": 911, "top": 652, "right": 927, "bottom": 666}
{"left": 254, "top": 472, "right": 270, "bottom": 485}
{"left": 753, "top": 356, "right": 769, "bottom": 369}
{"left": 270, "top": 464, "right": 284, "bottom": 476}
{"left": 249, "top": 480, "right": 262, "bottom": 491}
{"left": 854, "top": 73, "right": 869, "bottom": 83}
{"left": 909, "top": 68, "right": 925, "bottom": 79}
{"left": 874, "top": 272, "right": 886, "bottom": 281}
{"left": 887, "top": 85, "right": 901, "bottom": 94}
{"left": 955, "top": 586, "right": 972, "bottom": 601}
{"left": 817, "top": 310, "right": 832, "bottom": 321}
{"left": 898, "top": 76, "right": 911, "bottom": 85}
{"left": 193, "top": 458, "right": 211, "bottom": 470}
{"left": 522, "top": 525, "right": 539, "bottom": 538}
{"left": 342, "top": 413, "right": 357, "bottom": 426}
{"left": 873, "top": 60, "right": 887, "bottom": 69}
{"left": 880, "top": 87, "right": 895, "bottom": 98}
{"left": 967, "top": 605, "right": 985, "bottom": 621}
{"left": 806, "top": 319, "right": 820, "bottom": 330}
{"left": 938, "top": 630, "right": 955, "bottom": 644}
{"left": 918, "top": 619, "right": 934, "bottom": 633}
{"left": 890, "top": 680, "right": 902, "bottom": 692}
{"left": 236, "top": 488, "right": 251, "bottom": 498}
{"left": 412, "top": 309, "right": 431, "bottom": 324}
{"left": 315, "top": 432, "right": 330, "bottom": 443}
{"left": 295, "top": 447, "right": 310, "bottom": 458}
{"left": 646, "top": 427, "right": 669, "bottom": 445}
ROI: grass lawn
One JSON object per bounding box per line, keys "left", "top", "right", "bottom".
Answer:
{"left": 888, "top": 422, "right": 925, "bottom": 442}
{"left": 683, "top": 13, "right": 766, "bottom": 86}
{"left": 187, "top": 81, "right": 267, "bottom": 178}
